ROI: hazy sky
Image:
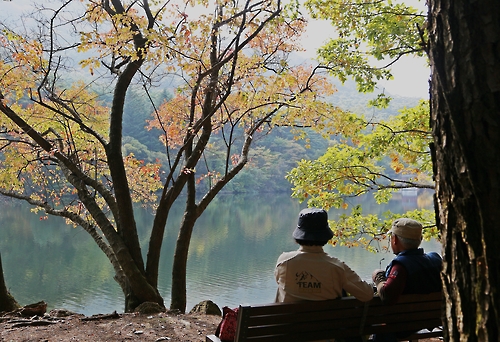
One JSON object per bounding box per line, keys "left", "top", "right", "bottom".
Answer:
{"left": 381, "top": 57, "right": 429, "bottom": 99}
{"left": 300, "top": 8, "right": 430, "bottom": 99}
{"left": 1, "top": 0, "right": 430, "bottom": 99}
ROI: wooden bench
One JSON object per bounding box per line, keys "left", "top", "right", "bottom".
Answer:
{"left": 206, "top": 292, "right": 443, "bottom": 342}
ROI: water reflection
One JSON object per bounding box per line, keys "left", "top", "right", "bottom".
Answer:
{"left": 0, "top": 192, "right": 440, "bottom": 315}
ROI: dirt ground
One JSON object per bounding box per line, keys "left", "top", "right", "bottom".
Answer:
{"left": 0, "top": 310, "right": 222, "bottom": 342}
{"left": 0, "top": 308, "right": 443, "bottom": 342}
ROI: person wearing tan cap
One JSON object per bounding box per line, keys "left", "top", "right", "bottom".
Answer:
{"left": 372, "top": 218, "right": 442, "bottom": 305}
{"left": 275, "top": 208, "right": 373, "bottom": 303}
{"left": 370, "top": 218, "right": 442, "bottom": 342}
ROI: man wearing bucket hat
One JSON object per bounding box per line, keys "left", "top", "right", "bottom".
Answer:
{"left": 274, "top": 208, "right": 373, "bottom": 303}
{"left": 372, "top": 218, "right": 442, "bottom": 305}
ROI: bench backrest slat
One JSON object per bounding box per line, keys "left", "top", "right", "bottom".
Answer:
{"left": 246, "top": 306, "right": 366, "bottom": 326}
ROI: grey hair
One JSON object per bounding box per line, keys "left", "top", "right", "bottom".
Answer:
{"left": 395, "top": 235, "right": 421, "bottom": 249}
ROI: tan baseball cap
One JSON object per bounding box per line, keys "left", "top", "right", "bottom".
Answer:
{"left": 389, "top": 218, "right": 423, "bottom": 240}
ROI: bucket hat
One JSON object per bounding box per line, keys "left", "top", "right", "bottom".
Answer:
{"left": 292, "top": 208, "right": 334, "bottom": 241}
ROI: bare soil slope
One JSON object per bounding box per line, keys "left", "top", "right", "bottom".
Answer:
{"left": 0, "top": 311, "right": 221, "bottom": 342}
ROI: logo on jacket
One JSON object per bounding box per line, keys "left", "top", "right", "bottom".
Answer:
{"left": 295, "top": 271, "right": 321, "bottom": 293}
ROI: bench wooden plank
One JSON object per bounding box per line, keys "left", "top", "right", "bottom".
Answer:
{"left": 207, "top": 292, "right": 443, "bottom": 342}
{"left": 246, "top": 305, "right": 367, "bottom": 327}
{"left": 242, "top": 319, "right": 361, "bottom": 339}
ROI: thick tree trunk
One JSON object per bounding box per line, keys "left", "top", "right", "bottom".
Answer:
{"left": 0, "top": 254, "right": 20, "bottom": 312}
{"left": 115, "top": 263, "right": 164, "bottom": 312}
{"left": 428, "top": 0, "right": 500, "bottom": 340}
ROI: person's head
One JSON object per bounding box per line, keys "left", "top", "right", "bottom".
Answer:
{"left": 292, "top": 208, "right": 334, "bottom": 246}
{"left": 388, "top": 218, "right": 422, "bottom": 254}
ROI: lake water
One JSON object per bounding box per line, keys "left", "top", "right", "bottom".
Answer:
{"left": 0, "top": 192, "right": 440, "bottom": 315}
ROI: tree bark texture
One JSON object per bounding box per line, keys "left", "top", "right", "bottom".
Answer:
{"left": 429, "top": 0, "right": 500, "bottom": 340}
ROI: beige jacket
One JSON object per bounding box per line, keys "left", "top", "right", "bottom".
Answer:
{"left": 274, "top": 245, "right": 373, "bottom": 303}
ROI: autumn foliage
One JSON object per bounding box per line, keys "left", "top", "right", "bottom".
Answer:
{"left": 0, "top": 0, "right": 338, "bottom": 312}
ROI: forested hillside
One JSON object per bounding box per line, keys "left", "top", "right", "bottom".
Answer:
{"left": 119, "top": 81, "right": 421, "bottom": 193}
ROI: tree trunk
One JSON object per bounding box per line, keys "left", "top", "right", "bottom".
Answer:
{"left": 428, "top": 0, "right": 500, "bottom": 340}
{"left": 0, "top": 253, "right": 20, "bottom": 312}
{"left": 117, "top": 254, "right": 164, "bottom": 312}
{"left": 170, "top": 178, "right": 198, "bottom": 313}
{"left": 114, "top": 263, "right": 164, "bottom": 313}
{"left": 170, "top": 215, "right": 198, "bottom": 313}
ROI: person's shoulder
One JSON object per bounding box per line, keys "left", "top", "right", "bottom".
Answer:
{"left": 322, "top": 254, "right": 350, "bottom": 268}
{"left": 426, "top": 251, "right": 443, "bottom": 259}
{"left": 276, "top": 250, "right": 299, "bottom": 264}
{"left": 324, "top": 253, "right": 342, "bottom": 262}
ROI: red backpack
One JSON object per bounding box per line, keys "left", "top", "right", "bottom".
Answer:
{"left": 215, "top": 306, "right": 239, "bottom": 341}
